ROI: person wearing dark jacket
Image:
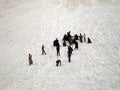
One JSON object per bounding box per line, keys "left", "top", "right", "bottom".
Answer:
{"left": 87, "top": 37, "right": 92, "bottom": 44}
{"left": 74, "top": 34, "right": 78, "bottom": 40}
{"left": 28, "top": 54, "right": 33, "bottom": 65}
{"left": 74, "top": 40, "right": 78, "bottom": 49}
{"left": 53, "top": 38, "right": 59, "bottom": 47}
{"left": 63, "top": 40, "right": 66, "bottom": 46}
{"left": 62, "top": 34, "right": 67, "bottom": 41}
{"left": 79, "top": 33, "right": 83, "bottom": 43}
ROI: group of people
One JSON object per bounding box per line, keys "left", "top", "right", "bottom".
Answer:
{"left": 28, "top": 31, "right": 92, "bottom": 66}
{"left": 79, "top": 33, "right": 92, "bottom": 44}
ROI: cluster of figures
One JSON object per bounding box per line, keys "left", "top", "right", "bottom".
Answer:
{"left": 28, "top": 31, "right": 92, "bottom": 67}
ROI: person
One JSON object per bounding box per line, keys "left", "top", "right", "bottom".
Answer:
{"left": 69, "top": 36, "right": 73, "bottom": 45}
{"left": 62, "top": 34, "right": 68, "bottom": 41}
{"left": 68, "top": 45, "right": 73, "bottom": 54}
{"left": 56, "top": 59, "right": 61, "bottom": 66}
{"left": 83, "top": 33, "right": 86, "bottom": 42}
{"left": 67, "top": 51, "right": 72, "bottom": 62}
{"left": 63, "top": 40, "right": 66, "bottom": 46}
{"left": 53, "top": 38, "right": 59, "bottom": 47}
{"left": 56, "top": 45, "right": 60, "bottom": 56}
{"left": 87, "top": 37, "right": 92, "bottom": 44}
{"left": 79, "top": 33, "right": 83, "bottom": 43}
{"left": 67, "top": 31, "right": 71, "bottom": 37}
{"left": 42, "top": 45, "right": 46, "bottom": 55}
{"left": 67, "top": 31, "right": 73, "bottom": 44}
{"left": 28, "top": 54, "right": 33, "bottom": 65}
{"left": 74, "top": 40, "right": 78, "bottom": 49}
{"left": 74, "top": 34, "right": 78, "bottom": 40}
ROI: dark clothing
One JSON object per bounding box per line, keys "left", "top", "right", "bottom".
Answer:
{"left": 67, "top": 46, "right": 73, "bottom": 62}
{"left": 74, "top": 34, "right": 79, "bottom": 40}
{"left": 56, "top": 45, "right": 60, "bottom": 56}
{"left": 63, "top": 40, "right": 66, "bottom": 46}
{"left": 67, "top": 31, "right": 71, "bottom": 36}
{"left": 67, "top": 51, "right": 71, "bottom": 62}
{"left": 87, "top": 37, "right": 92, "bottom": 44}
{"left": 74, "top": 40, "right": 78, "bottom": 49}
{"left": 67, "top": 31, "right": 73, "bottom": 44}
{"left": 29, "top": 54, "right": 33, "bottom": 65}
{"left": 62, "top": 34, "right": 68, "bottom": 41}
{"left": 56, "top": 59, "right": 61, "bottom": 66}
{"left": 68, "top": 46, "right": 73, "bottom": 54}
{"left": 42, "top": 45, "right": 46, "bottom": 55}
{"left": 79, "top": 33, "right": 83, "bottom": 43}
{"left": 53, "top": 39, "right": 59, "bottom": 47}
{"left": 53, "top": 40, "right": 56, "bottom": 46}
{"left": 68, "top": 36, "right": 73, "bottom": 45}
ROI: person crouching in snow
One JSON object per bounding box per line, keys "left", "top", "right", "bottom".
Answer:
{"left": 56, "top": 59, "right": 61, "bottom": 66}
{"left": 28, "top": 54, "right": 33, "bottom": 65}
{"left": 87, "top": 37, "right": 92, "bottom": 44}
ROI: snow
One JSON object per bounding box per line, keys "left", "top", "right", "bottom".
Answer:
{"left": 0, "top": 0, "right": 120, "bottom": 90}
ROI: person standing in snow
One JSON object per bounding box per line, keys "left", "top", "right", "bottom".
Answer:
{"left": 56, "top": 44, "right": 60, "bottom": 56}
{"left": 67, "top": 50, "right": 72, "bottom": 62}
{"left": 79, "top": 33, "right": 83, "bottom": 43}
{"left": 67, "top": 31, "right": 73, "bottom": 44}
{"left": 42, "top": 45, "right": 46, "bottom": 55}
{"left": 62, "top": 34, "right": 67, "bottom": 41}
{"left": 74, "top": 34, "right": 79, "bottom": 40}
{"left": 28, "top": 54, "right": 33, "bottom": 65}
{"left": 74, "top": 40, "right": 78, "bottom": 49}
{"left": 83, "top": 33, "right": 86, "bottom": 42}
{"left": 53, "top": 38, "right": 59, "bottom": 47}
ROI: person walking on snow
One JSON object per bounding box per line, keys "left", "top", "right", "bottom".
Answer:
{"left": 56, "top": 44, "right": 60, "bottom": 56}
{"left": 67, "top": 50, "right": 72, "bottom": 62}
{"left": 74, "top": 40, "right": 78, "bottom": 49}
{"left": 68, "top": 45, "right": 73, "bottom": 54}
{"left": 28, "top": 54, "right": 33, "bottom": 65}
{"left": 42, "top": 45, "right": 46, "bottom": 55}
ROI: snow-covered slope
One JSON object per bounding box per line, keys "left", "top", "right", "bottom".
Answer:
{"left": 0, "top": 0, "right": 120, "bottom": 90}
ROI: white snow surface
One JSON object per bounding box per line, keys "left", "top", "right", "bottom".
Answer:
{"left": 0, "top": 0, "right": 120, "bottom": 90}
